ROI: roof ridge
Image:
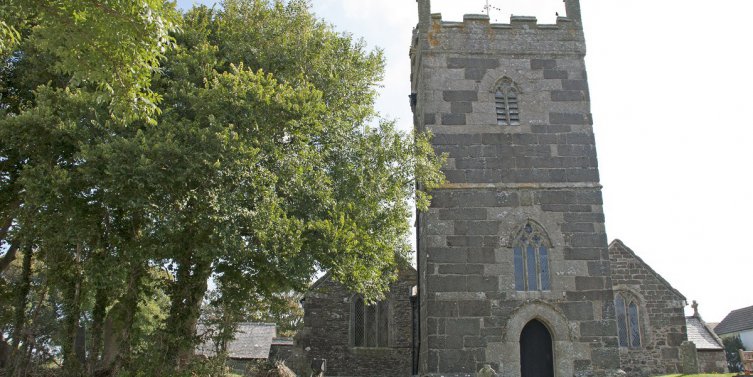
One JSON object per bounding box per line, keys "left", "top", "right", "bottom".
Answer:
{"left": 715, "top": 304, "right": 753, "bottom": 335}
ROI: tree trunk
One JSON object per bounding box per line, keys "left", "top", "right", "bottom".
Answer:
{"left": 163, "top": 257, "right": 212, "bottom": 371}
{"left": 6, "top": 244, "right": 32, "bottom": 377}
{"left": 62, "top": 245, "right": 84, "bottom": 377}
{"left": 108, "top": 260, "right": 145, "bottom": 376}
{"left": 88, "top": 286, "right": 108, "bottom": 375}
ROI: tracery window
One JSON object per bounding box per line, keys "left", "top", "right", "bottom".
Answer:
{"left": 614, "top": 292, "right": 641, "bottom": 348}
{"left": 513, "top": 220, "right": 551, "bottom": 291}
{"left": 495, "top": 77, "right": 520, "bottom": 126}
{"left": 352, "top": 295, "right": 389, "bottom": 347}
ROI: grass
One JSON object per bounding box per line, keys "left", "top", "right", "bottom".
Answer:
{"left": 653, "top": 374, "right": 739, "bottom": 377}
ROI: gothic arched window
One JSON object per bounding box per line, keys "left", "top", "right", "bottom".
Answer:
{"left": 495, "top": 77, "right": 520, "bottom": 126}
{"left": 513, "top": 220, "right": 551, "bottom": 291}
{"left": 614, "top": 292, "right": 641, "bottom": 348}
{"left": 352, "top": 295, "right": 389, "bottom": 347}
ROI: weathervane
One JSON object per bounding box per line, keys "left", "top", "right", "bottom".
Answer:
{"left": 482, "top": 0, "right": 502, "bottom": 20}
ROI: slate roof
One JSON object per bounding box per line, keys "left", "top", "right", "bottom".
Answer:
{"left": 196, "top": 322, "right": 277, "bottom": 360}
{"left": 686, "top": 316, "right": 724, "bottom": 350}
{"left": 715, "top": 304, "right": 753, "bottom": 335}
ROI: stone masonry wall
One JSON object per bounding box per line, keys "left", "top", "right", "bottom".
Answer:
{"left": 698, "top": 350, "right": 728, "bottom": 374}
{"left": 293, "top": 268, "right": 415, "bottom": 377}
{"left": 608, "top": 240, "right": 687, "bottom": 377}
{"left": 412, "top": 4, "right": 621, "bottom": 376}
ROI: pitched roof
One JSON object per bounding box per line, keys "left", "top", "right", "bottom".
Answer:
{"left": 196, "top": 322, "right": 277, "bottom": 360}
{"left": 608, "top": 239, "right": 686, "bottom": 301}
{"left": 715, "top": 304, "right": 753, "bottom": 335}
{"left": 686, "top": 316, "right": 724, "bottom": 350}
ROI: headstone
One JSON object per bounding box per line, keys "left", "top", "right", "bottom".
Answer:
{"left": 679, "top": 341, "right": 699, "bottom": 374}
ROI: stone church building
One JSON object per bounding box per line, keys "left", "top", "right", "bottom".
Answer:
{"left": 292, "top": 1, "right": 727, "bottom": 376}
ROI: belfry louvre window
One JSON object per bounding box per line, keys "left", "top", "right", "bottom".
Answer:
{"left": 615, "top": 292, "right": 642, "bottom": 348}
{"left": 495, "top": 78, "right": 520, "bottom": 126}
{"left": 513, "top": 220, "right": 551, "bottom": 291}
{"left": 352, "top": 295, "right": 389, "bottom": 347}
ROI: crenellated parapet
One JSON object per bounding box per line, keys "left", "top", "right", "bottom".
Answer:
{"left": 415, "top": 12, "right": 585, "bottom": 56}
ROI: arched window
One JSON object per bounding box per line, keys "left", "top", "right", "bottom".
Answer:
{"left": 352, "top": 295, "right": 389, "bottom": 347}
{"left": 614, "top": 292, "right": 641, "bottom": 348}
{"left": 495, "top": 77, "right": 520, "bottom": 126}
{"left": 513, "top": 220, "right": 551, "bottom": 291}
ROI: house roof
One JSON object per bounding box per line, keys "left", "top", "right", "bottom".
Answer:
{"left": 196, "top": 322, "right": 277, "bottom": 360}
{"left": 608, "top": 239, "right": 686, "bottom": 301}
{"left": 715, "top": 304, "right": 753, "bottom": 335}
{"left": 686, "top": 316, "right": 724, "bottom": 350}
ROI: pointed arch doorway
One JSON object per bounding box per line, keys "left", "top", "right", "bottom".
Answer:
{"left": 520, "top": 319, "right": 554, "bottom": 377}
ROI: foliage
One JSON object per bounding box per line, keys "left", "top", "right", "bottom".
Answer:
{"left": 652, "top": 374, "right": 737, "bottom": 377}
{"left": 723, "top": 336, "right": 744, "bottom": 372}
{"left": 0, "top": 0, "right": 181, "bottom": 122}
{"left": 0, "top": 0, "right": 443, "bottom": 375}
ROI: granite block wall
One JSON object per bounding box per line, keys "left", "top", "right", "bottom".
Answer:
{"left": 608, "top": 240, "right": 688, "bottom": 377}
{"left": 293, "top": 268, "right": 415, "bottom": 377}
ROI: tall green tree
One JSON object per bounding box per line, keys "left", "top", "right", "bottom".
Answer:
{"left": 1, "top": 1, "right": 444, "bottom": 375}
{"left": 144, "top": 0, "right": 444, "bottom": 370}
{"left": 0, "top": 0, "right": 180, "bottom": 121}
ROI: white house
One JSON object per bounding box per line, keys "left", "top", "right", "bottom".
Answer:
{"left": 715, "top": 305, "right": 753, "bottom": 350}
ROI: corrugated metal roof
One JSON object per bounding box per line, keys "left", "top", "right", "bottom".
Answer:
{"left": 196, "top": 322, "right": 277, "bottom": 359}
{"left": 715, "top": 305, "right": 753, "bottom": 335}
{"left": 686, "top": 316, "right": 723, "bottom": 350}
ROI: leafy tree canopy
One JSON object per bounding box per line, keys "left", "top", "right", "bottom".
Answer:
{"left": 0, "top": 0, "right": 181, "bottom": 121}
{"left": 1, "top": 0, "right": 444, "bottom": 374}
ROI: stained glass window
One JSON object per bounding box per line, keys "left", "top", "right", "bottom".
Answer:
{"left": 353, "top": 296, "right": 365, "bottom": 346}
{"left": 614, "top": 292, "right": 641, "bottom": 348}
{"left": 514, "top": 247, "right": 525, "bottom": 291}
{"left": 526, "top": 245, "right": 538, "bottom": 290}
{"left": 540, "top": 246, "right": 550, "bottom": 291}
{"left": 628, "top": 302, "right": 641, "bottom": 348}
{"left": 352, "top": 295, "right": 390, "bottom": 348}
{"left": 512, "top": 220, "right": 552, "bottom": 291}
{"left": 614, "top": 294, "right": 628, "bottom": 347}
{"left": 377, "top": 301, "right": 389, "bottom": 347}
{"left": 365, "top": 304, "right": 377, "bottom": 347}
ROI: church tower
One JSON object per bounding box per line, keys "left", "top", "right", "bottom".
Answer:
{"left": 411, "top": 1, "right": 621, "bottom": 376}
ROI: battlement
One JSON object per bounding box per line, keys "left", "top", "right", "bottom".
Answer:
{"left": 428, "top": 12, "right": 577, "bottom": 31}
{"left": 417, "top": 0, "right": 582, "bottom": 32}
{"left": 414, "top": 0, "right": 585, "bottom": 56}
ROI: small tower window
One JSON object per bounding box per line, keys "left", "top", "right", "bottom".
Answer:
{"left": 614, "top": 292, "right": 642, "bottom": 348}
{"left": 352, "top": 295, "right": 389, "bottom": 347}
{"left": 495, "top": 77, "right": 520, "bottom": 126}
{"left": 513, "top": 220, "right": 551, "bottom": 291}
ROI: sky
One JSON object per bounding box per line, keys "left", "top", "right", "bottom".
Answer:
{"left": 176, "top": 0, "right": 753, "bottom": 323}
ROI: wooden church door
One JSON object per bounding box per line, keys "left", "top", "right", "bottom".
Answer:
{"left": 520, "top": 320, "right": 554, "bottom": 377}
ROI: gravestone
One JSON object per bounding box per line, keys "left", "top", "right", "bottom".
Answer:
{"left": 679, "top": 341, "right": 699, "bottom": 374}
